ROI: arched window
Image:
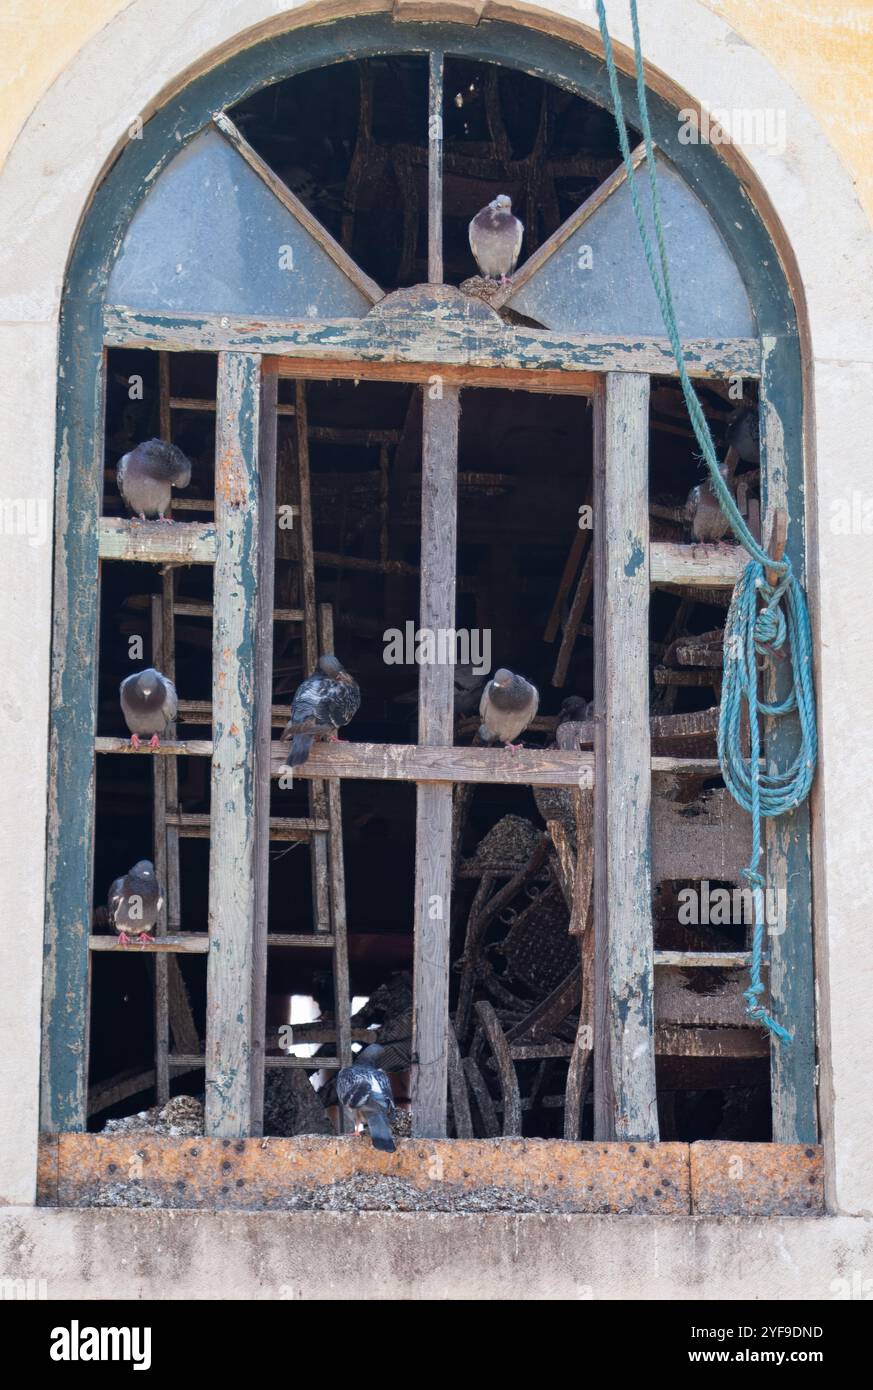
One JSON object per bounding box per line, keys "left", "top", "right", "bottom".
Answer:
{"left": 43, "top": 17, "right": 814, "bottom": 1190}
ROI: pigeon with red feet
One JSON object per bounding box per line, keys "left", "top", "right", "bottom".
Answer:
{"left": 107, "top": 859, "right": 162, "bottom": 947}
{"left": 120, "top": 667, "right": 177, "bottom": 750}
{"left": 282, "top": 654, "right": 360, "bottom": 768}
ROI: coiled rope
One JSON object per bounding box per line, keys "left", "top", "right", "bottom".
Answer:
{"left": 595, "top": 0, "right": 817, "bottom": 1041}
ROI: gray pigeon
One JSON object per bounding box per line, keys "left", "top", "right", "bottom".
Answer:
{"left": 479, "top": 668, "right": 539, "bottom": 748}
{"left": 120, "top": 667, "right": 177, "bottom": 749}
{"left": 335, "top": 1043, "right": 396, "bottom": 1152}
{"left": 117, "top": 438, "right": 192, "bottom": 521}
{"left": 558, "top": 695, "right": 593, "bottom": 724}
{"left": 469, "top": 194, "right": 524, "bottom": 285}
{"left": 725, "top": 405, "right": 760, "bottom": 465}
{"left": 107, "top": 859, "right": 163, "bottom": 946}
{"left": 282, "top": 654, "right": 361, "bottom": 768}
{"left": 685, "top": 462, "right": 736, "bottom": 543}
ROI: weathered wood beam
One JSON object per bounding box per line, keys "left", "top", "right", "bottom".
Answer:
{"left": 95, "top": 737, "right": 213, "bottom": 756}
{"left": 275, "top": 740, "right": 592, "bottom": 785}
{"left": 89, "top": 934, "right": 209, "bottom": 953}
{"left": 412, "top": 386, "right": 458, "bottom": 1139}
{"left": 654, "top": 951, "right": 753, "bottom": 968}
{"left": 41, "top": 325, "right": 104, "bottom": 1133}
{"left": 204, "top": 352, "right": 262, "bottom": 1137}
{"left": 318, "top": 603, "right": 353, "bottom": 1077}
{"left": 151, "top": 594, "right": 170, "bottom": 1104}
{"left": 103, "top": 306, "right": 760, "bottom": 381}
{"left": 251, "top": 363, "right": 279, "bottom": 1135}
{"left": 760, "top": 346, "right": 817, "bottom": 1143}
{"left": 593, "top": 372, "right": 658, "bottom": 1142}
{"left": 428, "top": 50, "right": 444, "bottom": 284}
{"left": 98, "top": 516, "right": 217, "bottom": 564}
{"left": 650, "top": 541, "right": 745, "bottom": 587}
{"left": 475, "top": 1001, "right": 522, "bottom": 1137}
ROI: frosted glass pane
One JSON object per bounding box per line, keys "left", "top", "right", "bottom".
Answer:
{"left": 107, "top": 129, "right": 372, "bottom": 318}
{"left": 507, "top": 155, "right": 755, "bottom": 338}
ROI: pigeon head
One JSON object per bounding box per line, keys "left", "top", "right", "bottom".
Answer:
{"left": 130, "top": 859, "right": 155, "bottom": 879}
{"left": 318, "top": 654, "right": 344, "bottom": 679}
{"left": 559, "top": 695, "right": 592, "bottom": 723}
{"left": 491, "top": 194, "right": 512, "bottom": 211}
{"left": 492, "top": 668, "right": 514, "bottom": 688}
{"left": 132, "top": 669, "right": 162, "bottom": 703}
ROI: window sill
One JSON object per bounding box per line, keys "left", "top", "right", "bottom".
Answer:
{"left": 37, "top": 1136, "right": 823, "bottom": 1217}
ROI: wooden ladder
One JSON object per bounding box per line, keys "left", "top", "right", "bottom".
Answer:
{"left": 151, "top": 363, "right": 352, "bottom": 1130}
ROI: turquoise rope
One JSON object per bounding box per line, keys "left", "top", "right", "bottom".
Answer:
{"left": 595, "top": 0, "right": 817, "bottom": 1042}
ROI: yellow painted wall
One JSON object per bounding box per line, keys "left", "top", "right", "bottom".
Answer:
{"left": 1, "top": 1, "right": 872, "bottom": 219}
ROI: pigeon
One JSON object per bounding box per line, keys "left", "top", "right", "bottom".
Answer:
{"left": 107, "top": 859, "right": 162, "bottom": 947}
{"left": 479, "top": 668, "right": 539, "bottom": 749}
{"left": 336, "top": 1044, "right": 396, "bottom": 1152}
{"left": 120, "top": 667, "right": 177, "bottom": 749}
{"left": 685, "top": 462, "right": 736, "bottom": 543}
{"left": 117, "top": 439, "right": 192, "bottom": 521}
{"left": 557, "top": 695, "right": 593, "bottom": 724}
{"left": 453, "top": 663, "right": 490, "bottom": 716}
{"left": 282, "top": 654, "right": 361, "bottom": 768}
{"left": 469, "top": 194, "right": 524, "bottom": 285}
{"left": 725, "top": 405, "right": 760, "bottom": 465}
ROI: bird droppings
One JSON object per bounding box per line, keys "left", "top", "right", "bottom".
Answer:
{"left": 101, "top": 1095, "right": 204, "bottom": 1138}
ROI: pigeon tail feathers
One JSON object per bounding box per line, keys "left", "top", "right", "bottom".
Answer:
{"left": 289, "top": 731, "right": 315, "bottom": 767}
{"left": 366, "top": 1108, "right": 396, "bottom": 1153}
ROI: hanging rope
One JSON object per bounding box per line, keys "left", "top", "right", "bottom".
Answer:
{"left": 595, "top": 0, "right": 817, "bottom": 1041}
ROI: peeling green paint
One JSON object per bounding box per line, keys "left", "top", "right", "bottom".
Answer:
{"left": 624, "top": 536, "right": 645, "bottom": 577}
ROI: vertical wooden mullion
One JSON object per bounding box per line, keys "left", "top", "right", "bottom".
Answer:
{"left": 41, "top": 329, "right": 105, "bottom": 1132}
{"left": 151, "top": 595, "right": 170, "bottom": 1105}
{"left": 205, "top": 350, "right": 263, "bottom": 1137}
{"left": 412, "top": 385, "right": 459, "bottom": 1138}
{"left": 593, "top": 372, "right": 658, "bottom": 1142}
{"left": 295, "top": 381, "right": 331, "bottom": 935}
{"left": 760, "top": 349, "right": 817, "bottom": 1142}
{"left": 250, "top": 362, "right": 279, "bottom": 1135}
{"left": 427, "top": 50, "right": 444, "bottom": 285}
{"left": 318, "top": 602, "right": 352, "bottom": 1073}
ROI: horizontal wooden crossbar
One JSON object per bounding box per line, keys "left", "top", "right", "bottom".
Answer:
{"left": 103, "top": 306, "right": 760, "bottom": 382}
{"left": 653, "top": 951, "right": 755, "bottom": 968}
{"left": 94, "top": 737, "right": 726, "bottom": 783}
{"left": 89, "top": 934, "right": 209, "bottom": 953}
{"left": 98, "top": 517, "right": 217, "bottom": 563}
{"left": 98, "top": 517, "right": 748, "bottom": 589}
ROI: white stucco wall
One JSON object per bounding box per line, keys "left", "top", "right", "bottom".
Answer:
{"left": 0, "top": 0, "right": 871, "bottom": 1294}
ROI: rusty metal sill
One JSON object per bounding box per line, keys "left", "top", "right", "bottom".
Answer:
{"left": 37, "top": 1136, "right": 823, "bottom": 1217}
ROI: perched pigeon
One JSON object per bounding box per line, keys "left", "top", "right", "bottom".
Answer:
{"left": 120, "top": 667, "right": 177, "bottom": 749}
{"left": 725, "top": 405, "right": 760, "bottom": 465}
{"left": 107, "top": 859, "right": 162, "bottom": 947}
{"left": 469, "top": 194, "right": 524, "bottom": 285}
{"left": 685, "top": 462, "right": 736, "bottom": 543}
{"left": 479, "top": 668, "right": 539, "bottom": 749}
{"left": 282, "top": 654, "right": 361, "bottom": 768}
{"left": 453, "top": 663, "right": 489, "bottom": 716}
{"left": 117, "top": 439, "right": 192, "bottom": 521}
{"left": 557, "top": 695, "right": 593, "bottom": 724}
{"left": 336, "top": 1044, "right": 396, "bottom": 1152}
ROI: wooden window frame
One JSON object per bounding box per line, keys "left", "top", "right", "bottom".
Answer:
{"left": 42, "top": 15, "right": 816, "bottom": 1157}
